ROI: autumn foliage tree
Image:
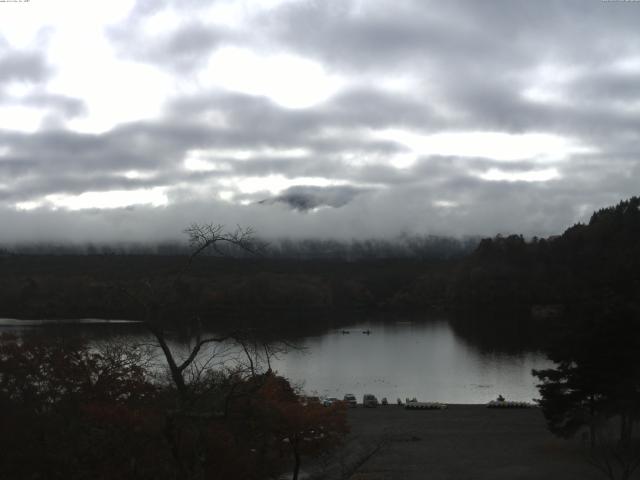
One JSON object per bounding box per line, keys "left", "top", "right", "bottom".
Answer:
{"left": 239, "top": 373, "right": 349, "bottom": 480}
{"left": 0, "top": 333, "right": 163, "bottom": 480}
{"left": 0, "top": 334, "right": 349, "bottom": 480}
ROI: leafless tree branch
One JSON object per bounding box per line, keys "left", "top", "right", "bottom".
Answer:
{"left": 177, "top": 336, "right": 229, "bottom": 374}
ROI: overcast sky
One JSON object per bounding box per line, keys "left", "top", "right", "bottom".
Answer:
{"left": 0, "top": 0, "right": 639, "bottom": 243}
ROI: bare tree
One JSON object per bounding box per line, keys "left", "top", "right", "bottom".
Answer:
{"left": 181, "top": 223, "right": 260, "bottom": 273}
{"left": 120, "top": 224, "right": 261, "bottom": 399}
{"left": 117, "top": 224, "right": 283, "bottom": 479}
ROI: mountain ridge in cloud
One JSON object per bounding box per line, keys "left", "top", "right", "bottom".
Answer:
{"left": 257, "top": 185, "right": 371, "bottom": 211}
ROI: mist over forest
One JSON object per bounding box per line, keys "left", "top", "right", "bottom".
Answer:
{"left": 2, "top": 197, "right": 638, "bottom": 331}
{"left": 0, "top": 234, "right": 480, "bottom": 260}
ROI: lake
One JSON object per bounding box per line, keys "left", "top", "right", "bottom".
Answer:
{"left": 0, "top": 316, "right": 551, "bottom": 404}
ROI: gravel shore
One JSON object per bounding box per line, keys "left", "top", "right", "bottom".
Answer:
{"left": 325, "top": 405, "right": 608, "bottom": 480}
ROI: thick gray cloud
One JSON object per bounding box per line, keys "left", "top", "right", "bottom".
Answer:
{"left": 108, "top": 21, "right": 232, "bottom": 72}
{"left": 0, "top": 50, "right": 49, "bottom": 84}
{"left": 0, "top": 44, "right": 84, "bottom": 130}
{"left": 21, "top": 93, "right": 86, "bottom": 118}
{"left": 265, "top": 0, "right": 640, "bottom": 71}
{"left": 1, "top": 0, "right": 639, "bottom": 243}
{"left": 106, "top": 0, "right": 237, "bottom": 71}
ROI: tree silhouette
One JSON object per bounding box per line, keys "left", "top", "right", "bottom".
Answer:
{"left": 533, "top": 302, "right": 640, "bottom": 479}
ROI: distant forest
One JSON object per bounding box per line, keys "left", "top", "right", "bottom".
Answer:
{"left": 452, "top": 196, "right": 640, "bottom": 308}
{"left": 0, "top": 234, "right": 479, "bottom": 261}
{"left": 1, "top": 197, "right": 638, "bottom": 335}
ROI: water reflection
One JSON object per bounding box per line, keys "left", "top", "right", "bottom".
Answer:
{"left": 271, "top": 320, "right": 551, "bottom": 404}
{"left": 1, "top": 316, "right": 551, "bottom": 404}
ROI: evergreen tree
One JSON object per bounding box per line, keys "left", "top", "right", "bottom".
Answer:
{"left": 533, "top": 301, "right": 640, "bottom": 445}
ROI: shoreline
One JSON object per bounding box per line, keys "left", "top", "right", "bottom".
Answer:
{"left": 316, "top": 405, "right": 604, "bottom": 480}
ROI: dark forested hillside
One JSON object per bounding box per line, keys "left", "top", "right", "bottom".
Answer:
{"left": 451, "top": 196, "right": 640, "bottom": 309}
{"left": 0, "top": 234, "right": 475, "bottom": 323}
{"left": 1, "top": 198, "right": 638, "bottom": 328}
{"left": 0, "top": 255, "right": 448, "bottom": 324}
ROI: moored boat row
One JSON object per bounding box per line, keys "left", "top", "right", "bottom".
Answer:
{"left": 404, "top": 401, "right": 447, "bottom": 410}
{"left": 487, "top": 400, "right": 534, "bottom": 408}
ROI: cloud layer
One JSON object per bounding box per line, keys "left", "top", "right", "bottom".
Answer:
{"left": 0, "top": 0, "right": 639, "bottom": 242}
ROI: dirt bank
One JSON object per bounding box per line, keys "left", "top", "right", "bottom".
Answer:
{"left": 324, "top": 405, "right": 611, "bottom": 480}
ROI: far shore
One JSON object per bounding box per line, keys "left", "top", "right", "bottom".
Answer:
{"left": 0, "top": 318, "right": 142, "bottom": 326}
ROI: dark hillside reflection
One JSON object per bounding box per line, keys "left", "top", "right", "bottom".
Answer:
{"left": 448, "top": 308, "right": 551, "bottom": 354}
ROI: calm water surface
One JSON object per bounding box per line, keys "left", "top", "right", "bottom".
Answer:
{"left": 1, "top": 317, "right": 551, "bottom": 404}
{"left": 272, "top": 320, "right": 551, "bottom": 404}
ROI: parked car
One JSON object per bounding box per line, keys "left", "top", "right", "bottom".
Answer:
{"left": 363, "top": 394, "right": 379, "bottom": 407}
{"left": 322, "top": 397, "right": 339, "bottom": 407}
{"left": 343, "top": 393, "right": 357, "bottom": 407}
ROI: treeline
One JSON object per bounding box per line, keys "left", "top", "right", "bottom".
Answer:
{"left": 0, "top": 255, "right": 447, "bottom": 322}
{"left": 266, "top": 235, "right": 478, "bottom": 261}
{"left": 0, "top": 234, "right": 474, "bottom": 323}
{"left": 0, "top": 234, "right": 478, "bottom": 261}
{"left": 2, "top": 197, "right": 639, "bottom": 326}
{"left": 450, "top": 196, "right": 640, "bottom": 309}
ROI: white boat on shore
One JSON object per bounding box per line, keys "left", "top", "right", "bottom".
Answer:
{"left": 404, "top": 401, "right": 447, "bottom": 410}
{"left": 486, "top": 400, "right": 534, "bottom": 408}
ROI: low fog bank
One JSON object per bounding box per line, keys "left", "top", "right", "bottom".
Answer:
{"left": 0, "top": 235, "right": 480, "bottom": 261}
{"left": 0, "top": 191, "right": 590, "bottom": 246}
